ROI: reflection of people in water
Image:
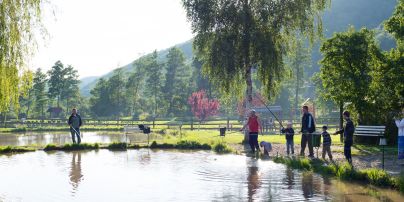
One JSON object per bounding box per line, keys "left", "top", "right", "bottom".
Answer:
{"left": 302, "top": 172, "right": 314, "bottom": 199}
{"left": 247, "top": 166, "right": 261, "bottom": 201}
{"left": 69, "top": 152, "right": 83, "bottom": 192}
{"left": 285, "top": 168, "right": 295, "bottom": 190}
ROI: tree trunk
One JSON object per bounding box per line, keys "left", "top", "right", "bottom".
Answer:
{"left": 339, "top": 101, "right": 343, "bottom": 143}
{"left": 244, "top": 66, "right": 253, "bottom": 143}
{"left": 295, "top": 68, "right": 300, "bottom": 120}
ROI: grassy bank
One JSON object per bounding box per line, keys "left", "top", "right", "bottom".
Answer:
{"left": 0, "top": 146, "right": 36, "bottom": 154}
{"left": 273, "top": 156, "right": 404, "bottom": 193}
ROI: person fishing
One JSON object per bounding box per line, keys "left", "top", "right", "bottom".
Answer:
{"left": 68, "top": 108, "right": 82, "bottom": 144}
{"left": 240, "top": 109, "right": 262, "bottom": 153}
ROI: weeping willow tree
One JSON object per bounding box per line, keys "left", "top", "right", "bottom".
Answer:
{"left": 182, "top": 0, "right": 328, "bottom": 114}
{"left": 0, "top": 0, "right": 43, "bottom": 114}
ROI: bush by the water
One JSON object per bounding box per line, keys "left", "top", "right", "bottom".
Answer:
{"left": 149, "top": 140, "right": 211, "bottom": 150}
{"left": 44, "top": 143, "right": 99, "bottom": 151}
{"left": 107, "top": 142, "right": 127, "bottom": 150}
{"left": 212, "top": 142, "right": 233, "bottom": 153}
{"left": 0, "top": 146, "right": 35, "bottom": 153}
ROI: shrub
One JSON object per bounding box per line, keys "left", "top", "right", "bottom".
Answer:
{"left": 107, "top": 142, "right": 127, "bottom": 150}
{"left": 212, "top": 142, "right": 233, "bottom": 153}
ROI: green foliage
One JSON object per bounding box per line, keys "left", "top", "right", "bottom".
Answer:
{"left": 0, "top": 146, "right": 35, "bottom": 154}
{"left": 43, "top": 143, "right": 99, "bottom": 151}
{"left": 384, "top": 0, "right": 404, "bottom": 50}
{"left": 182, "top": 0, "right": 327, "bottom": 99}
{"left": 359, "top": 169, "right": 392, "bottom": 187}
{"left": 47, "top": 61, "right": 80, "bottom": 115}
{"left": 163, "top": 47, "right": 191, "bottom": 116}
{"left": 33, "top": 68, "right": 48, "bottom": 118}
{"left": 107, "top": 142, "right": 127, "bottom": 150}
{"left": 212, "top": 142, "right": 233, "bottom": 153}
{"left": 0, "top": 0, "right": 43, "bottom": 112}
{"left": 319, "top": 27, "right": 379, "bottom": 123}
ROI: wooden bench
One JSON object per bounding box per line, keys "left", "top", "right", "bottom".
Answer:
{"left": 354, "top": 125, "right": 385, "bottom": 137}
{"left": 354, "top": 125, "right": 385, "bottom": 144}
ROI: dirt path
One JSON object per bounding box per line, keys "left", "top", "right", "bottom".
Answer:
{"left": 230, "top": 142, "right": 404, "bottom": 175}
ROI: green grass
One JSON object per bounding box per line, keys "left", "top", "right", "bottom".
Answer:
{"left": 43, "top": 143, "right": 99, "bottom": 151}
{"left": 0, "top": 146, "right": 35, "bottom": 154}
{"left": 212, "top": 142, "right": 234, "bottom": 153}
{"left": 149, "top": 140, "right": 211, "bottom": 150}
{"left": 272, "top": 156, "right": 404, "bottom": 193}
{"left": 107, "top": 142, "right": 127, "bottom": 150}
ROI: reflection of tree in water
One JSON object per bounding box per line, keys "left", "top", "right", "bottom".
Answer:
{"left": 247, "top": 166, "right": 261, "bottom": 201}
{"left": 69, "top": 152, "right": 83, "bottom": 193}
{"left": 302, "top": 171, "right": 314, "bottom": 199}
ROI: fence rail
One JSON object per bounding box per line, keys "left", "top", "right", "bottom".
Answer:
{"left": 1, "top": 117, "right": 340, "bottom": 132}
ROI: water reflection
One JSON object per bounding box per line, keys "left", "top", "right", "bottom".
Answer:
{"left": 0, "top": 150, "right": 404, "bottom": 201}
{"left": 247, "top": 165, "right": 261, "bottom": 201}
{"left": 284, "top": 168, "right": 295, "bottom": 190}
{"left": 302, "top": 171, "right": 314, "bottom": 199}
{"left": 69, "top": 152, "right": 83, "bottom": 194}
{"left": 0, "top": 131, "right": 162, "bottom": 146}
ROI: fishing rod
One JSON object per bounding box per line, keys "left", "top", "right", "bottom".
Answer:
{"left": 251, "top": 90, "right": 284, "bottom": 129}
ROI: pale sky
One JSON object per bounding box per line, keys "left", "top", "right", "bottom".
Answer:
{"left": 31, "top": 0, "right": 193, "bottom": 78}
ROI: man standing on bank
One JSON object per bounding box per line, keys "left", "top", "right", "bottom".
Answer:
{"left": 335, "top": 111, "right": 355, "bottom": 165}
{"left": 300, "top": 106, "right": 316, "bottom": 158}
{"left": 68, "top": 108, "right": 82, "bottom": 144}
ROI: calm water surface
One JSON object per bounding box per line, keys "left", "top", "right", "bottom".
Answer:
{"left": 0, "top": 131, "right": 158, "bottom": 146}
{"left": 0, "top": 150, "right": 403, "bottom": 202}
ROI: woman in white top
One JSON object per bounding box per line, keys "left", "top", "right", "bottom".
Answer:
{"left": 396, "top": 112, "right": 404, "bottom": 160}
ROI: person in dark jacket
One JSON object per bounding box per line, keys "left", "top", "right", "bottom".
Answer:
{"left": 68, "top": 108, "right": 82, "bottom": 144}
{"left": 300, "top": 106, "right": 316, "bottom": 158}
{"left": 281, "top": 121, "right": 295, "bottom": 155}
{"left": 335, "top": 111, "right": 355, "bottom": 165}
{"left": 321, "top": 126, "right": 333, "bottom": 160}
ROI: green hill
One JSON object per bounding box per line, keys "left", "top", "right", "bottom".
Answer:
{"left": 80, "top": 0, "right": 398, "bottom": 97}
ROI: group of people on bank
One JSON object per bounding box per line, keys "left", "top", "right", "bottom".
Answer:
{"left": 241, "top": 106, "right": 355, "bottom": 165}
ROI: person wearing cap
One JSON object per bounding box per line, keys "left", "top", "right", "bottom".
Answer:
{"left": 281, "top": 121, "right": 295, "bottom": 155}
{"left": 240, "top": 109, "right": 262, "bottom": 153}
{"left": 335, "top": 111, "right": 355, "bottom": 165}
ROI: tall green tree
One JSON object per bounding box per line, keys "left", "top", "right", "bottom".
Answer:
{"left": 108, "top": 69, "right": 128, "bottom": 117}
{"left": 144, "top": 51, "right": 163, "bottom": 117}
{"left": 319, "top": 27, "right": 380, "bottom": 124}
{"left": 0, "top": 0, "right": 43, "bottom": 113}
{"left": 47, "top": 61, "right": 65, "bottom": 108}
{"left": 384, "top": 0, "right": 404, "bottom": 51}
{"left": 61, "top": 65, "right": 80, "bottom": 114}
{"left": 182, "top": 0, "right": 327, "bottom": 112}
{"left": 33, "top": 68, "right": 48, "bottom": 119}
{"left": 89, "top": 78, "right": 111, "bottom": 117}
{"left": 18, "top": 70, "right": 34, "bottom": 117}
{"left": 163, "top": 47, "right": 190, "bottom": 116}
{"left": 126, "top": 64, "right": 146, "bottom": 117}
{"left": 286, "top": 39, "right": 312, "bottom": 119}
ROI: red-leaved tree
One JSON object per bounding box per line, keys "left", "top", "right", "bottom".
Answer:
{"left": 188, "top": 90, "right": 220, "bottom": 122}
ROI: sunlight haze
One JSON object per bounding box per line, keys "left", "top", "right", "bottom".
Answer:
{"left": 31, "top": 0, "right": 193, "bottom": 78}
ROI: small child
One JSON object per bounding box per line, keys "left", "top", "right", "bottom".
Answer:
{"left": 281, "top": 122, "right": 295, "bottom": 155}
{"left": 260, "top": 141, "right": 272, "bottom": 156}
{"left": 322, "top": 126, "right": 333, "bottom": 160}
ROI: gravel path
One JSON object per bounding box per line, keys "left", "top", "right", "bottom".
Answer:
{"left": 230, "top": 142, "right": 404, "bottom": 175}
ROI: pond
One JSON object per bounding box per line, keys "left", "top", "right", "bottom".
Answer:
{"left": 0, "top": 131, "right": 158, "bottom": 146}
{"left": 0, "top": 150, "right": 403, "bottom": 201}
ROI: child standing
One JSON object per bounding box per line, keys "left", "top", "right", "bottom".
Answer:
{"left": 260, "top": 141, "right": 272, "bottom": 156}
{"left": 281, "top": 122, "right": 295, "bottom": 155}
{"left": 322, "top": 126, "right": 333, "bottom": 160}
